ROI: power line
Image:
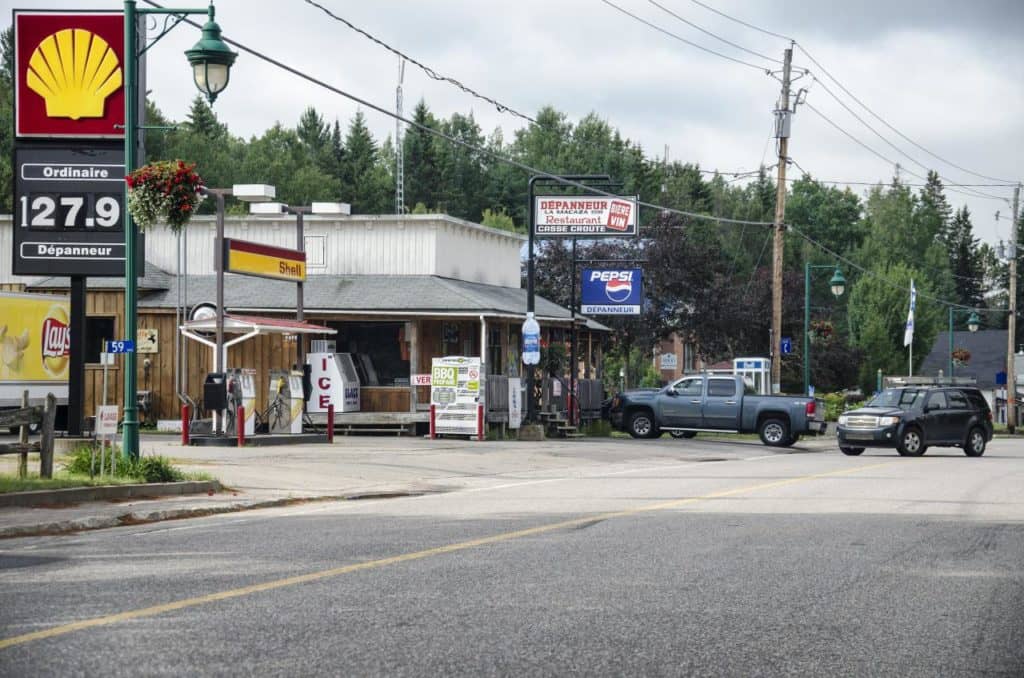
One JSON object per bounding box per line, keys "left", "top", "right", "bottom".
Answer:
{"left": 787, "top": 157, "right": 1009, "bottom": 188}
{"left": 804, "top": 74, "right": 1011, "bottom": 201}
{"left": 684, "top": 0, "right": 793, "bottom": 42}
{"left": 645, "top": 0, "right": 782, "bottom": 64}
{"left": 302, "top": 0, "right": 538, "bottom": 125}
{"left": 787, "top": 223, "right": 998, "bottom": 311}
{"left": 142, "top": 0, "right": 774, "bottom": 228}
{"left": 597, "top": 0, "right": 772, "bottom": 72}
{"left": 302, "top": 0, "right": 769, "bottom": 197}
{"left": 795, "top": 42, "right": 1017, "bottom": 186}
{"left": 803, "top": 101, "right": 1012, "bottom": 204}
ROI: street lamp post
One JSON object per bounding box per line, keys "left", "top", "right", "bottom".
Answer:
{"left": 122, "top": 1, "right": 236, "bottom": 459}
{"left": 803, "top": 263, "right": 846, "bottom": 395}
{"left": 948, "top": 308, "right": 981, "bottom": 378}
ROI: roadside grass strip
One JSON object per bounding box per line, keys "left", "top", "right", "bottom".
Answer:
{"left": 0, "top": 461, "right": 894, "bottom": 650}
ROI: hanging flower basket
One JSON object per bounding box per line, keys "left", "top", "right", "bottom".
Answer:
{"left": 809, "top": 320, "right": 834, "bottom": 344}
{"left": 952, "top": 347, "right": 971, "bottom": 365}
{"left": 125, "top": 160, "right": 203, "bottom": 231}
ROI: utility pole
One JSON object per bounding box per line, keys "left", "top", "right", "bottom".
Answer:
{"left": 770, "top": 44, "right": 793, "bottom": 393}
{"left": 1007, "top": 183, "right": 1020, "bottom": 432}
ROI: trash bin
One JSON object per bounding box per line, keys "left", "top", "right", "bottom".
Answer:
{"left": 204, "top": 372, "right": 227, "bottom": 412}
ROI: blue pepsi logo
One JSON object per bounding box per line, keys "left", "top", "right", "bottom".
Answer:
{"left": 605, "top": 278, "right": 632, "bottom": 302}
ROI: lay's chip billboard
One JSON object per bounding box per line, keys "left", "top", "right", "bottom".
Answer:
{"left": 0, "top": 293, "right": 71, "bottom": 382}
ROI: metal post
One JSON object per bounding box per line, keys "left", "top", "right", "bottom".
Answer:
{"left": 526, "top": 177, "right": 538, "bottom": 424}
{"left": 803, "top": 262, "right": 810, "bottom": 395}
{"left": 570, "top": 238, "right": 577, "bottom": 425}
{"left": 948, "top": 307, "right": 955, "bottom": 379}
{"left": 296, "top": 208, "right": 305, "bottom": 368}
{"left": 69, "top": 276, "right": 86, "bottom": 436}
{"left": 214, "top": 191, "right": 226, "bottom": 433}
{"left": 122, "top": 0, "right": 139, "bottom": 460}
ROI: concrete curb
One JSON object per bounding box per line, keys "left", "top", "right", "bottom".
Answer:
{"left": 0, "top": 481, "right": 223, "bottom": 508}
{"left": 0, "top": 494, "right": 342, "bottom": 539}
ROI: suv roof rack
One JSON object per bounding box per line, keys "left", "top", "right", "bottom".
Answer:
{"left": 883, "top": 376, "right": 978, "bottom": 387}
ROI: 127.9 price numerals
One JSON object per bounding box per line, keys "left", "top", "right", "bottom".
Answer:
{"left": 19, "top": 193, "right": 122, "bottom": 230}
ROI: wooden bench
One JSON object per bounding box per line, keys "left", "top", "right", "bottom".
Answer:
{"left": 0, "top": 392, "right": 57, "bottom": 479}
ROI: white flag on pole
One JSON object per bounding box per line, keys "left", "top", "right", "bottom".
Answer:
{"left": 903, "top": 279, "right": 917, "bottom": 347}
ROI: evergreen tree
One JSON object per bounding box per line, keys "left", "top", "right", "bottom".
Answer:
{"left": 947, "top": 206, "right": 986, "bottom": 312}
{"left": 403, "top": 100, "right": 440, "bottom": 211}
{"left": 186, "top": 95, "right": 226, "bottom": 139}
{"left": 297, "top": 106, "right": 332, "bottom": 173}
{"left": 340, "top": 111, "right": 387, "bottom": 213}
{"left": 436, "top": 112, "right": 485, "bottom": 220}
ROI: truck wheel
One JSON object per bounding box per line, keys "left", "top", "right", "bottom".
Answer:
{"left": 963, "top": 427, "right": 986, "bottom": 457}
{"left": 759, "top": 418, "right": 790, "bottom": 447}
{"left": 669, "top": 431, "right": 696, "bottom": 439}
{"left": 839, "top": 446, "right": 865, "bottom": 456}
{"left": 896, "top": 427, "right": 927, "bottom": 456}
{"left": 627, "top": 411, "right": 657, "bottom": 439}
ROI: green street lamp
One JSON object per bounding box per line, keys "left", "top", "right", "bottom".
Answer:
{"left": 948, "top": 308, "right": 981, "bottom": 378}
{"left": 185, "top": 6, "right": 237, "bottom": 104}
{"left": 122, "top": 1, "right": 236, "bottom": 460}
{"left": 804, "top": 264, "right": 846, "bottom": 395}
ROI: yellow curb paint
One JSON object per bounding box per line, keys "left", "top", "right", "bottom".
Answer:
{"left": 0, "top": 461, "right": 893, "bottom": 651}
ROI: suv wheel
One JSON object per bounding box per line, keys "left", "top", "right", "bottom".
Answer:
{"left": 963, "top": 427, "right": 986, "bottom": 457}
{"left": 628, "top": 411, "right": 658, "bottom": 439}
{"left": 840, "top": 446, "right": 865, "bottom": 456}
{"left": 759, "top": 418, "right": 790, "bottom": 447}
{"left": 897, "top": 427, "right": 927, "bottom": 456}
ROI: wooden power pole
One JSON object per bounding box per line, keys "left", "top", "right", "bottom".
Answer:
{"left": 770, "top": 45, "right": 793, "bottom": 393}
{"left": 1008, "top": 183, "right": 1020, "bottom": 432}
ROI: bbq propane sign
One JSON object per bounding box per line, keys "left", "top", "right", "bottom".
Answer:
{"left": 533, "top": 195, "right": 639, "bottom": 237}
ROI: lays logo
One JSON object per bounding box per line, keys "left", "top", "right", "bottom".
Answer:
{"left": 41, "top": 306, "right": 71, "bottom": 378}
{"left": 26, "top": 28, "right": 122, "bottom": 120}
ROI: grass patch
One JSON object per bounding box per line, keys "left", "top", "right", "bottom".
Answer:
{"left": 0, "top": 444, "right": 216, "bottom": 494}
{"left": 581, "top": 420, "right": 613, "bottom": 437}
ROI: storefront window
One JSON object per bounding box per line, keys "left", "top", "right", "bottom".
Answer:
{"left": 330, "top": 322, "right": 409, "bottom": 387}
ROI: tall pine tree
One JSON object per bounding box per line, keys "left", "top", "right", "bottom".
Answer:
{"left": 403, "top": 100, "right": 440, "bottom": 211}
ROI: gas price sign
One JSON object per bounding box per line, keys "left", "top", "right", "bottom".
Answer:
{"left": 13, "top": 144, "right": 142, "bottom": 277}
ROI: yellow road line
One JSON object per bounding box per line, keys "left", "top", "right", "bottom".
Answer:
{"left": 0, "top": 461, "right": 892, "bottom": 651}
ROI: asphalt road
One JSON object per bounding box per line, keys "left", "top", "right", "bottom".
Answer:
{"left": 1, "top": 437, "right": 1023, "bottom": 677}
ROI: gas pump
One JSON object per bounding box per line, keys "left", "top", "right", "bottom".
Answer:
{"left": 268, "top": 369, "right": 304, "bottom": 434}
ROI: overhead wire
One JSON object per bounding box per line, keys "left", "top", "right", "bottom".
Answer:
{"left": 795, "top": 43, "right": 1018, "bottom": 186}
{"left": 302, "top": 0, "right": 769, "bottom": 205}
{"left": 596, "top": 0, "right": 773, "bottom": 72}
{"left": 803, "top": 74, "right": 1012, "bottom": 202}
{"left": 142, "top": 0, "right": 775, "bottom": 228}
{"left": 644, "top": 0, "right": 782, "bottom": 64}
{"left": 684, "top": 0, "right": 793, "bottom": 42}
{"left": 802, "top": 101, "right": 1010, "bottom": 203}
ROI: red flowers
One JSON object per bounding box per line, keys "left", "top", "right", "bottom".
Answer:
{"left": 125, "top": 160, "right": 204, "bottom": 231}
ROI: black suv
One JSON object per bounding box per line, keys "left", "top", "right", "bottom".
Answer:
{"left": 837, "top": 386, "right": 993, "bottom": 457}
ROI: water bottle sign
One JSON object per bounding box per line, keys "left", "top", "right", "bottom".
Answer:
{"left": 522, "top": 313, "right": 541, "bottom": 366}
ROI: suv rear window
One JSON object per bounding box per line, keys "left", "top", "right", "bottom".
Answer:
{"left": 946, "top": 390, "right": 969, "bottom": 409}
{"left": 962, "top": 390, "right": 990, "bottom": 412}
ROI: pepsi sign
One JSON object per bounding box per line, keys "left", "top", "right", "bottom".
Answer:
{"left": 581, "top": 268, "right": 642, "bottom": 315}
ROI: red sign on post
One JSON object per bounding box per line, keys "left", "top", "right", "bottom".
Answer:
{"left": 14, "top": 11, "right": 126, "bottom": 138}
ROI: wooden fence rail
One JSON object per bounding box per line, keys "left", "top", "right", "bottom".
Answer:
{"left": 0, "top": 391, "right": 57, "bottom": 479}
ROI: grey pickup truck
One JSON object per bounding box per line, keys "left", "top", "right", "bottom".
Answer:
{"left": 607, "top": 374, "right": 826, "bottom": 446}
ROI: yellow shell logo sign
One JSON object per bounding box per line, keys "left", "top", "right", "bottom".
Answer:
{"left": 26, "top": 28, "right": 122, "bottom": 120}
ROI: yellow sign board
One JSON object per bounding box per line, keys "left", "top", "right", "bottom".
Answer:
{"left": 0, "top": 293, "right": 71, "bottom": 382}
{"left": 223, "top": 238, "right": 306, "bottom": 282}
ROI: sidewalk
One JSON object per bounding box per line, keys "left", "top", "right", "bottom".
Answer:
{"left": 0, "top": 433, "right": 836, "bottom": 538}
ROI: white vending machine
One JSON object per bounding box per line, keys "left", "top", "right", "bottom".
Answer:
{"left": 307, "top": 341, "right": 361, "bottom": 414}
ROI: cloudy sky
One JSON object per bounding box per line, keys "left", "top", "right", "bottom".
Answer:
{"left": 12, "top": 0, "right": 1024, "bottom": 245}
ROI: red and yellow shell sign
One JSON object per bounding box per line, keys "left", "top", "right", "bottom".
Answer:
{"left": 14, "top": 11, "right": 125, "bottom": 138}
{"left": 224, "top": 239, "right": 307, "bottom": 282}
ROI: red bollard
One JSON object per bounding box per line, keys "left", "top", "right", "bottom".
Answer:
{"left": 429, "top": 404, "right": 436, "bottom": 439}
{"left": 181, "top": 404, "right": 190, "bottom": 446}
{"left": 237, "top": 406, "right": 245, "bottom": 447}
{"left": 477, "top": 404, "right": 484, "bottom": 442}
{"left": 327, "top": 404, "right": 335, "bottom": 443}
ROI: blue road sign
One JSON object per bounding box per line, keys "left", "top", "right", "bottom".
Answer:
{"left": 781, "top": 337, "right": 793, "bottom": 354}
{"left": 105, "top": 340, "right": 135, "bottom": 354}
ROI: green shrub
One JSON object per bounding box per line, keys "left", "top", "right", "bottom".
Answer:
{"left": 822, "top": 393, "right": 845, "bottom": 422}
{"left": 581, "top": 419, "right": 612, "bottom": 437}
{"left": 137, "top": 456, "right": 184, "bottom": 483}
